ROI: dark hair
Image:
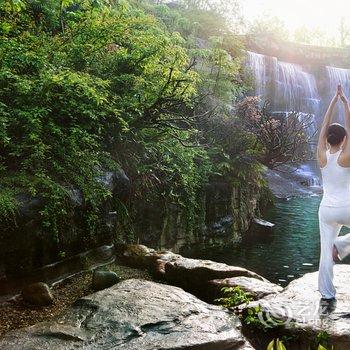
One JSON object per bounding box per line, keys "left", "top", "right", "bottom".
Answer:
{"left": 327, "top": 123, "right": 346, "bottom": 146}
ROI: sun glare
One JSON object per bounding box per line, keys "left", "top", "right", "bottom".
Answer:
{"left": 242, "top": 0, "right": 350, "bottom": 40}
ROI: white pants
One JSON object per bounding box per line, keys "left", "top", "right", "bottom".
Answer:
{"left": 318, "top": 205, "right": 350, "bottom": 299}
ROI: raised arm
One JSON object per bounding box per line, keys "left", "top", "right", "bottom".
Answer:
{"left": 338, "top": 86, "right": 350, "bottom": 163}
{"left": 317, "top": 89, "right": 338, "bottom": 165}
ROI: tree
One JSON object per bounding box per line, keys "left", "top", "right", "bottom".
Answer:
{"left": 247, "top": 14, "right": 289, "bottom": 41}
{"left": 236, "top": 97, "right": 313, "bottom": 169}
{"left": 339, "top": 17, "right": 350, "bottom": 47}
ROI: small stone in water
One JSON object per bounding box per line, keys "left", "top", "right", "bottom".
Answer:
{"left": 278, "top": 279, "right": 287, "bottom": 282}
{"left": 302, "top": 263, "right": 313, "bottom": 266}
{"left": 287, "top": 275, "right": 294, "bottom": 278}
{"left": 283, "top": 265, "right": 289, "bottom": 268}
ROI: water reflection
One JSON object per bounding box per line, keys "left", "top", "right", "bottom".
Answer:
{"left": 181, "top": 196, "right": 350, "bottom": 286}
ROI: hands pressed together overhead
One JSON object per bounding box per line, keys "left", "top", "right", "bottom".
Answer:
{"left": 336, "top": 84, "right": 348, "bottom": 104}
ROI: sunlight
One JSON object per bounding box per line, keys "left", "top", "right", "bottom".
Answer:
{"left": 242, "top": 0, "right": 350, "bottom": 39}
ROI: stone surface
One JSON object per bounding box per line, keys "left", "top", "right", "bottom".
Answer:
{"left": 0, "top": 279, "right": 255, "bottom": 350}
{"left": 1, "top": 244, "right": 115, "bottom": 296}
{"left": 249, "top": 218, "right": 275, "bottom": 234}
{"left": 207, "top": 276, "right": 282, "bottom": 301}
{"left": 241, "top": 265, "right": 350, "bottom": 349}
{"left": 91, "top": 270, "right": 120, "bottom": 291}
{"left": 21, "top": 282, "right": 53, "bottom": 306}
{"left": 121, "top": 244, "right": 161, "bottom": 268}
{"left": 153, "top": 251, "right": 181, "bottom": 278}
{"left": 264, "top": 166, "right": 322, "bottom": 199}
{"left": 164, "top": 256, "right": 267, "bottom": 296}
{"left": 244, "top": 33, "right": 350, "bottom": 67}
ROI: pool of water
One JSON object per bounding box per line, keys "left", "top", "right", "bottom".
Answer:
{"left": 181, "top": 195, "right": 350, "bottom": 286}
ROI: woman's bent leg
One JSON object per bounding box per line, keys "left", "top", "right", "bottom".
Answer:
{"left": 318, "top": 208, "right": 341, "bottom": 299}
{"left": 334, "top": 233, "right": 350, "bottom": 260}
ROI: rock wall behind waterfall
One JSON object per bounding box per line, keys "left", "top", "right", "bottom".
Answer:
{"left": 246, "top": 50, "right": 350, "bottom": 131}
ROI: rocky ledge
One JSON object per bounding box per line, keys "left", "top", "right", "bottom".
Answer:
{"left": 119, "top": 244, "right": 270, "bottom": 301}
{"left": 241, "top": 264, "right": 350, "bottom": 349}
{"left": 0, "top": 279, "right": 255, "bottom": 350}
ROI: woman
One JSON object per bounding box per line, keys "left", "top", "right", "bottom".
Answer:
{"left": 317, "top": 84, "right": 350, "bottom": 301}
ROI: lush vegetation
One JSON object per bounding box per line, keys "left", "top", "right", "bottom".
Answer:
{"left": 0, "top": 0, "right": 282, "bottom": 250}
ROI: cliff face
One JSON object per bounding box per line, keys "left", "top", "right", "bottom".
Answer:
{"left": 0, "top": 169, "right": 130, "bottom": 278}
{"left": 244, "top": 33, "right": 350, "bottom": 67}
{"left": 0, "top": 168, "right": 265, "bottom": 280}
{"left": 132, "top": 178, "right": 265, "bottom": 252}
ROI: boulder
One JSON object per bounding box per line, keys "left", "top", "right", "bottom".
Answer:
{"left": 91, "top": 270, "right": 120, "bottom": 291}
{"left": 21, "top": 282, "right": 53, "bottom": 306}
{"left": 207, "top": 276, "right": 283, "bottom": 301}
{"left": 240, "top": 265, "right": 350, "bottom": 349}
{"left": 121, "top": 244, "right": 161, "bottom": 268}
{"left": 153, "top": 251, "right": 181, "bottom": 278}
{"left": 249, "top": 218, "right": 275, "bottom": 234}
{"left": 164, "top": 256, "right": 267, "bottom": 297}
{"left": 0, "top": 279, "right": 255, "bottom": 350}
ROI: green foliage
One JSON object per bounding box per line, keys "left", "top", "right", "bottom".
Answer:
{"left": 315, "top": 331, "right": 333, "bottom": 350}
{"left": 244, "top": 305, "right": 285, "bottom": 331}
{"left": 215, "top": 286, "right": 253, "bottom": 308}
{"left": 267, "top": 338, "right": 287, "bottom": 350}
{"left": 0, "top": 0, "right": 268, "bottom": 246}
{"left": 0, "top": 188, "right": 17, "bottom": 221}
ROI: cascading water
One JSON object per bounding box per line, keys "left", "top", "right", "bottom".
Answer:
{"left": 274, "top": 62, "right": 320, "bottom": 142}
{"left": 326, "top": 66, "right": 350, "bottom": 122}
{"left": 245, "top": 51, "right": 322, "bottom": 187}
{"left": 246, "top": 51, "right": 267, "bottom": 97}
{"left": 245, "top": 53, "right": 321, "bottom": 141}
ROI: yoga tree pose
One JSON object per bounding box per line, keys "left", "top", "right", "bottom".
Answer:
{"left": 317, "top": 85, "right": 350, "bottom": 301}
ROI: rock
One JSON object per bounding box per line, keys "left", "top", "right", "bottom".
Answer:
{"left": 164, "top": 256, "right": 267, "bottom": 297}
{"left": 96, "top": 169, "right": 130, "bottom": 200}
{"left": 92, "top": 270, "right": 120, "bottom": 291}
{"left": 264, "top": 166, "right": 322, "bottom": 199}
{"left": 153, "top": 251, "right": 181, "bottom": 278}
{"left": 207, "top": 276, "right": 283, "bottom": 301}
{"left": 121, "top": 244, "right": 161, "bottom": 268}
{"left": 0, "top": 279, "right": 255, "bottom": 350}
{"left": 249, "top": 218, "right": 275, "bottom": 234}
{"left": 240, "top": 265, "right": 350, "bottom": 349}
{"left": 21, "top": 282, "right": 53, "bottom": 306}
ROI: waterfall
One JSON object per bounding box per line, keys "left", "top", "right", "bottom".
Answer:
{"left": 246, "top": 51, "right": 267, "bottom": 98}
{"left": 274, "top": 62, "right": 320, "bottom": 118}
{"left": 326, "top": 66, "right": 350, "bottom": 122}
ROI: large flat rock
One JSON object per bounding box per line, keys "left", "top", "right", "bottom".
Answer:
{"left": 207, "top": 276, "right": 282, "bottom": 301}
{"left": 119, "top": 244, "right": 267, "bottom": 301}
{"left": 0, "top": 279, "right": 254, "bottom": 350}
{"left": 164, "top": 256, "right": 266, "bottom": 287}
{"left": 241, "top": 265, "right": 350, "bottom": 349}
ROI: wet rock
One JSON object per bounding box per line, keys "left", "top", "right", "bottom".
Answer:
{"left": 92, "top": 270, "right": 120, "bottom": 291}
{"left": 264, "top": 166, "right": 322, "bottom": 199}
{"left": 240, "top": 265, "right": 350, "bottom": 349}
{"left": 250, "top": 218, "right": 275, "bottom": 234}
{"left": 207, "top": 276, "right": 283, "bottom": 301}
{"left": 164, "top": 256, "right": 267, "bottom": 297}
{"left": 0, "top": 279, "right": 255, "bottom": 350}
{"left": 21, "top": 282, "right": 53, "bottom": 306}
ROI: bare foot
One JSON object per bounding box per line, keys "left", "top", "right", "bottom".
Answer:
{"left": 333, "top": 245, "right": 340, "bottom": 263}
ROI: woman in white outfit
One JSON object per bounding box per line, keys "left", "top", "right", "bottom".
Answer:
{"left": 317, "top": 85, "right": 350, "bottom": 301}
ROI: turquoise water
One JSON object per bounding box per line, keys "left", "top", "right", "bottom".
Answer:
{"left": 182, "top": 196, "right": 350, "bottom": 286}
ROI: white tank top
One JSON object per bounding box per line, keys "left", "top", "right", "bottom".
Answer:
{"left": 320, "top": 149, "right": 350, "bottom": 207}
